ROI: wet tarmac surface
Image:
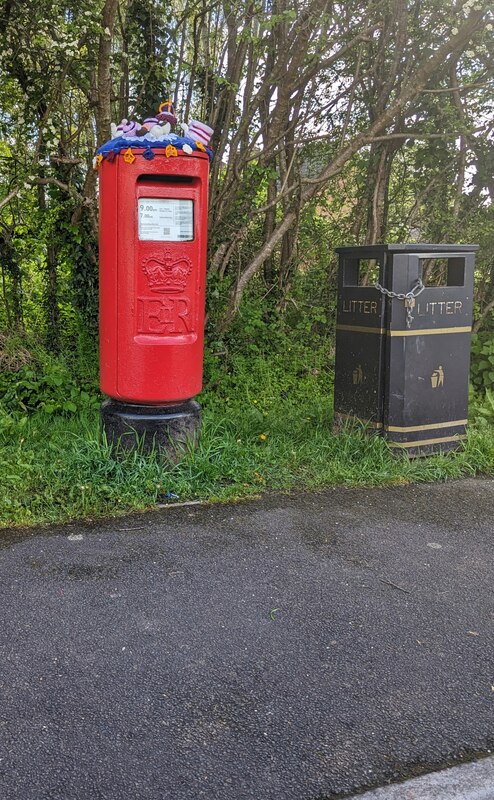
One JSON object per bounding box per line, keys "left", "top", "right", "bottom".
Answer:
{"left": 1, "top": 478, "right": 493, "bottom": 799}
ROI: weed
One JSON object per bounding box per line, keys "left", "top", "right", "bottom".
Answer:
{"left": 0, "top": 353, "right": 99, "bottom": 415}
{"left": 470, "top": 332, "right": 494, "bottom": 393}
{"left": 1, "top": 337, "right": 493, "bottom": 528}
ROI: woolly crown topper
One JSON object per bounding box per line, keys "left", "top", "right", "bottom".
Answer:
{"left": 98, "top": 101, "right": 215, "bottom": 166}
{"left": 157, "top": 99, "right": 177, "bottom": 127}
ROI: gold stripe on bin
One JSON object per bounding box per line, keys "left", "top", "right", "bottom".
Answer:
{"left": 385, "top": 419, "right": 468, "bottom": 433}
{"left": 388, "top": 434, "right": 467, "bottom": 448}
{"left": 336, "top": 324, "right": 385, "bottom": 334}
{"left": 388, "top": 326, "right": 471, "bottom": 337}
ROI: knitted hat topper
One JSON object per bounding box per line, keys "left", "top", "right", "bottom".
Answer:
{"left": 187, "top": 119, "right": 214, "bottom": 148}
{"left": 143, "top": 116, "right": 159, "bottom": 130}
{"left": 117, "top": 119, "right": 146, "bottom": 137}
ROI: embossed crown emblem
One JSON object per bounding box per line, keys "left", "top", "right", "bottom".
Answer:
{"left": 142, "top": 252, "right": 192, "bottom": 293}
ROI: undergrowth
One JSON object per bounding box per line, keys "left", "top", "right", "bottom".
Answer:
{"left": 1, "top": 312, "right": 493, "bottom": 528}
{"left": 1, "top": 343, "right": 493, "bottom": 528}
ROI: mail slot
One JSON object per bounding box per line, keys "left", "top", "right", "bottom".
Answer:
{"left": 333, "top": 244, "right": 479, "bottom": 456}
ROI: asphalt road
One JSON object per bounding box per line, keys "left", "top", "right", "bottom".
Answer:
{"left": 1, "top": 478, "right": 493, "bottom": 800}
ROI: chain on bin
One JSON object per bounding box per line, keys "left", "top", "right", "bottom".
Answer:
{"left": 374, "top": 278, "right": 425, "bottom": 328}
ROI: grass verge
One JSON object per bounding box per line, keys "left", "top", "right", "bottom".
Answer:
{"left": 1, "top": 379, "right": 493, "bottom": 528}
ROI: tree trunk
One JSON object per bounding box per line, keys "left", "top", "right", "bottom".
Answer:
{"left": 37, "top": 185, "right": 60, "bottom": 352}
{"left": 220, "top": 7, "right": 487, "bottom": 327}
{"left": 95, "top": 0, "right": 119, "bottom": 147}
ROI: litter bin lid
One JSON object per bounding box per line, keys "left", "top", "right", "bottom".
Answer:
{"left": 335, "top": 243, "right": 479, "bottom": 254}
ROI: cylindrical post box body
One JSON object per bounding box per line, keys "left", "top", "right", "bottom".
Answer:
{"left": 99, "top": 150, "right": 209, "bottom": 404}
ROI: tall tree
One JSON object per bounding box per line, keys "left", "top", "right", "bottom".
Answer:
{"left": 0, "top": 0, "right": 492, "bottom": 344}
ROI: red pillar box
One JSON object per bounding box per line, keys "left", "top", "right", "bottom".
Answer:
{"left": 97, "top": 144, "right": 210, "bottom": 458}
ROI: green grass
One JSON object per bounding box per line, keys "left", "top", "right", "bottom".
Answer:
{"left": 1, "top": 372, "right": 493, "bottom": 528}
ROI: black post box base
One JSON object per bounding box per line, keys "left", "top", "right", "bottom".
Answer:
{"left": 101, "top": 398, "right": 201, "bottom": 462}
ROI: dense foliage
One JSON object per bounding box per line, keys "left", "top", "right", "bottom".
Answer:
{"left": 0, "top": 1, "right": 492, "bottom": 346}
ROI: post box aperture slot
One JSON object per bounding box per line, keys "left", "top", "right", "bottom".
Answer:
{"left": 138, "top": 198, "right": 194, "bottom": 241}
{"left": 137, "top": 174, "right": 196, "bottom": 185}
{"left": 419, "top": 257, "right": 465, "bottom": 287}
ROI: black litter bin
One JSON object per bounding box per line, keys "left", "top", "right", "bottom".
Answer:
{"left": 333, "top": 244, "right": 479, "bottom": 456}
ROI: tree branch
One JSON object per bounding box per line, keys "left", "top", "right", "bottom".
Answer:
{"left": 0, "top": 188, "right": 20, "bottom": 214}
{"left": 223, "top": 6, "right": 488, "bottom": 322}
{"left": 473, "top": 296, "right": 494, "bottom": 333}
